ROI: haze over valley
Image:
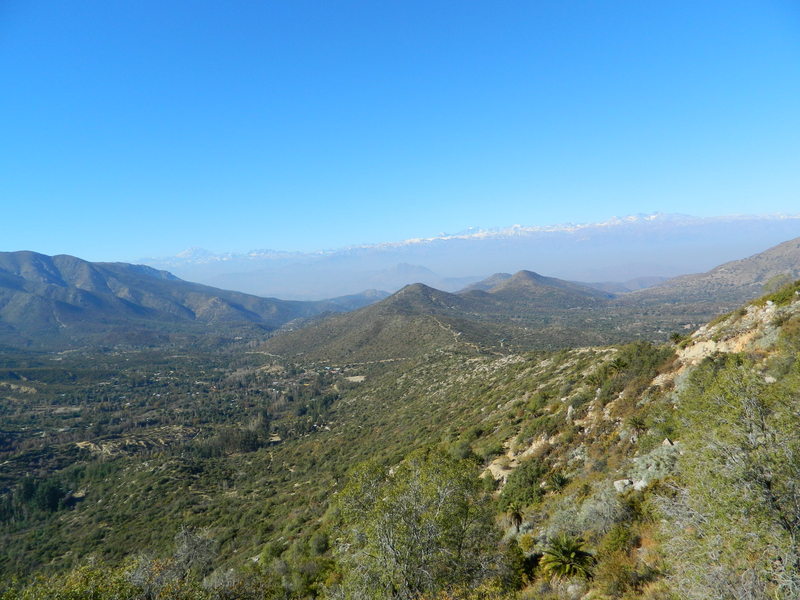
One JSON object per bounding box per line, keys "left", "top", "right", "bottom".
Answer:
{"left": 140, "top": 213, "right": 800, "bottom": 299}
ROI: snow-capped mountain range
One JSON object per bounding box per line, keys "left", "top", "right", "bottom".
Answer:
{"left": 139, "top": 213, "right": 800, "bottom": 299}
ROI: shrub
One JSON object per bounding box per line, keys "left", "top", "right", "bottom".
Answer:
{"left": 518, "top": 533, "right": 536, "bottom": 554}
{"left": 333, "top": 449, "right": 502, "bottom": 600}
{"left": 539, "top": 535, "right": 596, "bottom": 581}
{"left": 479, "top": 441, "right": 505, "bottom": 461}
{"left": 500, "top": 458, "right": 547, "bottom": 510}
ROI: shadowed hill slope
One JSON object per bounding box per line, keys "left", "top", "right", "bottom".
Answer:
{"left": 0, "top": 251, "right": 382, "bottom": 349}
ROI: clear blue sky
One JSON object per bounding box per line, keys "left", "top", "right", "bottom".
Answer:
{"left": 2, "top": 1, "right": 799, "bottom": 260}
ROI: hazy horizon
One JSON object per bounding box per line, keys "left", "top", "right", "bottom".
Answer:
{"left": 135, "top": 212, "right": 800, "bottom": 300}
{"left": 134, "top": 211, "right": 800, "bottom": 260}
{"left": 3, "top": 211, "right": 800, "bottom": 300}
{"left": 3, "top": 2, "right": 800, "bottom": 261}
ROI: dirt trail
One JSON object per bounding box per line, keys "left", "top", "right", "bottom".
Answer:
{"left": 431, "top": 317, "right": 483, "bottom": 353}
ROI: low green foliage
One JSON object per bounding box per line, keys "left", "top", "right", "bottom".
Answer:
{"left": 753, "top": 279, "right": 800, "bottom": 307}
{"left": 539, "top": 534, "right": 596, "bottom": 581}
{"left": 333, "top": 449, "right": 503, "bottom": 600}
{"left": 660, "top": 353, "right": 800, "bottom": 598}
{"left": 500, "top": 458, "right": 547, "bottom": 510}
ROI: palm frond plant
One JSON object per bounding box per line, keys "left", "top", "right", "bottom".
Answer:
{"left": 539, "top": 534, "right": 596, "bottom": 581}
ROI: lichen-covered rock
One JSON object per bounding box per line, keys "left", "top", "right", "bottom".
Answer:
{"left": 613, "top": 478, "right": 633, "bottom": 492}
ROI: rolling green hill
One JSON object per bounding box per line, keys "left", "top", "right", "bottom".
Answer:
{"left": 263, "top": 273, "right": 617, "bottom": 362}
{"left": 265, "top": 238, "right": 800, "bottom": 364}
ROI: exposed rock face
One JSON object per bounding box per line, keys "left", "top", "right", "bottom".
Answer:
{"left": 614, "top": 479, "right": 634, "bottom": 493}
{"left": 654, "top": 297, "right": 800, "bottom": 389}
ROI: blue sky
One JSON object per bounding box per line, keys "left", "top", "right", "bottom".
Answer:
{"left": 2, "top": 1, "right": 799, "bottom": 260}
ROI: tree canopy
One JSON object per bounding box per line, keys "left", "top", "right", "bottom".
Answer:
{"left": 332, "top": 448, "right": 503, "bottom": 600}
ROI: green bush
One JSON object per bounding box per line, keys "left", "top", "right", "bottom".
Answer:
{"left": 754, "top": 279, "right": 800, "bottom": 307}
{"left": 539, "top": 534, "right": 596, "bottom": 581}
{"left": 500, "top": 458, "right": 547, "bottom": 510}
{"left": 333, "top": 449, "right": 502, "bottom": 600}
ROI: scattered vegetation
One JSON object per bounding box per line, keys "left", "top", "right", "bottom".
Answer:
{"left": 2, "top": 284, "right": 800, "bottom": 599}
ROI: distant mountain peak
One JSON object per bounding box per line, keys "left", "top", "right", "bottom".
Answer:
{"left": 386, "top": 263, "right": 438, "bottom": 276}
{"left": 393, "top": 282, "right": 441, "bottom": 297}
{"left": 138, "top": 213, "right": 800, "bottom": 299}
{"left": 509, "top": 269, "right": 545, "bottom": 281}
{"left": 175, "top": 247, "right": 214, "bottom": 259}
{"left": 485, "top": 270, "right": 547, "bottom": 291}
{"left": 149, "top": 213, "right": 800, "bottom": 267}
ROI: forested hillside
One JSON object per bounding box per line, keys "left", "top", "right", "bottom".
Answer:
{"left": 3, "top": 276, "right": 800, "bottom": 598}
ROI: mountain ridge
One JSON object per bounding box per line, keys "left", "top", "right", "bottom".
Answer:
{"left": 263, "top": 236, "right": 800, "bottom": 362}
{"left": 624, "top": 236, "right": 800, "bottom": 306}
{"left": 0, "top": 251, "right": 384, "bottom": 350}
{"left": 138, "top": 213, "right": 800, "bottom": 298}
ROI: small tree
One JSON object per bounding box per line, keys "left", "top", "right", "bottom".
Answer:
{"left": 172, "top": 526, "right": 216, "bottom": 581}
{"left": 333, "top": 448, "right": 501, "bottom": 600}
{"left": 507, "top": 503, "right": 523, "bottom": 534}
{"left": 660, "top": 355, "right": 800, "bottom": 598}
{"left": 499, "top": 458, "right": 547, "bottom": 510}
